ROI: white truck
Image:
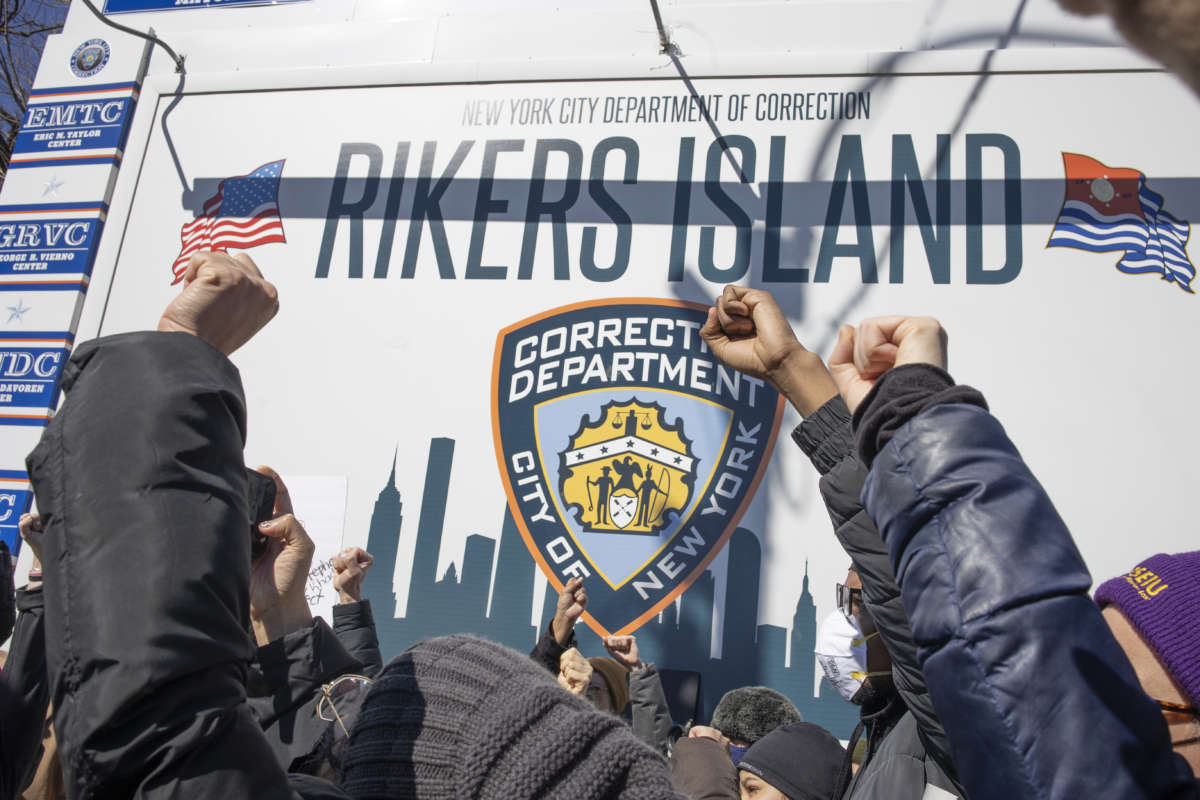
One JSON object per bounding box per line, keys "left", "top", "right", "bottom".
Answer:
{"left": 2, "top": 0, "right": 1193, "bottom": 730}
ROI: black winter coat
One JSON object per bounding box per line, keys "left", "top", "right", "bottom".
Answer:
{"left": 793, "top": 397, "right": 963, "bottom": 800}
{"left": 25, "top": 332, "right": 348, "bottom": 800}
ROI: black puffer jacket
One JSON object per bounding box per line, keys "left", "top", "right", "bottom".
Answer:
{"left": 25, "top": 332, "right": 347, "bottom": 800}
{"left": 1, "top": 583, "right": 48, "bottom": 798}
{"left": 793, "top": 396, "right": 963, "bottom": 800}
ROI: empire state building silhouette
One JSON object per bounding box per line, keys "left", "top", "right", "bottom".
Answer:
{"left": 362, "top": 437, "right": 858, "bottom": 735}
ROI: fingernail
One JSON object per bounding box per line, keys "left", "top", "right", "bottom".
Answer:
{"left": 258, "top": 520, "right": 275, "bottom": 530}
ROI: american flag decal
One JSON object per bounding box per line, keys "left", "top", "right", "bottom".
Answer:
{"left": 173, "top": 160, "right": 286, "bottom": 283}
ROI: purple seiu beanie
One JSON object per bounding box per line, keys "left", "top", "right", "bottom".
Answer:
{"left": 1095, "top": 550, "right": 1200, "bottom": 707}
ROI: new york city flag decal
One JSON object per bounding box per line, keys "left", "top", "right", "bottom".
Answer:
{"left": 492, "top": 299, "right": 785, "bottom": 637}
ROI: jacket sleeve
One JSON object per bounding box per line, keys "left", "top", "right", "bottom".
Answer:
{"left": 331, "top": 600, "right": 383, "bottom": 677}
{"left": 792, "top": 397, "right": 957, "bottom": 781}
{"left": 629, "top": 664, "right": 673, "bottom": 756}
{"left": 25, "top": 332, "right": 347, "bottom": 800}
{"left": 862, "top": 399, "right": 1198, "bottom": 800}
{"left": 0, "top": 541, "right": 14, "bottom": 645}
{"left": 1, "top": 584, "right": 49, "bottom": 795}
{"left": 248, "top": 617, "right": 364, "bottom": 772}
{"left": 669, "top": 737, "right": 738, "bottom": 800}
{"left": 529, "top": 624, "right": 576, "bottom": 676}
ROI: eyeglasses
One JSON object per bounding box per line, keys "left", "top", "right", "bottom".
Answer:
{"left": 1156, "top": 700, "right": 1200, "bottom": 748}
{"left": 836, "top": 583, "right": 863, "bottom": 618}
{"left": 317, "top": 674, "right": 374, "bottom": 738}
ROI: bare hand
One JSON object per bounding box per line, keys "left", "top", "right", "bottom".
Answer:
{"left": 603, "top": 635, "right": 643, "bottom": 671}
{"left": 688, "top": 725, "right": 729, "bottom": 745}
{"left": 829, "top": 316, "right": 948, "bottom": 413}
{"left": 158, "top": 251, "right": 279, "bottom": 355}
{"left": 249, "top": 466, "right": 315, "bottom": 645}
{"left": 552, "top": 576, "right": 588, "bottom": 646}
{"left": 333, "top": 546, "right": 374, "bottom": 604}
{"left": 557, "top": 647, "right": 593, "bottom": 696}
{"left": 18, "top": 513, "right": 43, "bottom": 575}
{"left": 700, "top": 285, "right": 837, "bottom": 416}
{"left": 700, "top": 286, "right": 806, "bottom": 382}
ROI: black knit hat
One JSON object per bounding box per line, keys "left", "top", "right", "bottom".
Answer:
{"left": 710, "top": 686, "right": 802, "bottom": 744}
{"left": 341, "top": 635, "right": 685, "bottom": 799}
{"left": 738, "top": 722, "right": 846, "bottom": 800}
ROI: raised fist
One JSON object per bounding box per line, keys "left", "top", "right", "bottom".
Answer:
{"left": 603, "top": 635, "right": 643, "bottom": 671}
{"left": 699, "top": 285, "right": 807, "bottom": 384}
{"left": 557, "top": 646, "right": 593, "bottom": 696}
{"left": 552, "top": 576, "right": 588, "bottom": 646}
{"left": 158, "top": 251, "right": 279, "bottom": 355}
{"left": 333, "top": 546, "right": 374, "bottom": 604}
{"left": 829, "top": 316, "right": 947, "bottom": 413}
{"left": 700, "top": 285, "right": 838, "bottom": 416}
{"left": 18, "top": 513, "right": 44, "bottom": 569}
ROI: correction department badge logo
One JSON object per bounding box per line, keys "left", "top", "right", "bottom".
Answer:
{"left": 492, "top": 298, "right": 785, "bottom": 637}
{"left": 70, "top": 39, "right": 110, "bottom": 79}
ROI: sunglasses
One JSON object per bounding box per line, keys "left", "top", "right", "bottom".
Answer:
{"left": 317, "top": 674, "right": 374, "bottom": 738}
{"left": 836, "top": 583, "right": 863, "bottom": 618}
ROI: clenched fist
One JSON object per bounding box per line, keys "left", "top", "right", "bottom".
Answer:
{"left": 603, "top": 635, "right": 643, "bottom": 671}
{"left": 552, "top": 576, "right": 588, "bottom": 646}
{"left": 557, "top": 647, "right": 593, "bottom": 696}
{"left": 158, "top": 251, "right": 279, "bottom": 355}
{"left": 829, "top": 316, "right": 947, "bottom": 413}
{"left": 333, "top": 546, "right": 374, "bottom": 604}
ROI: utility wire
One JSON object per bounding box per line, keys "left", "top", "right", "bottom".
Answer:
{"left": 77, "top": 0, "right": 185, "bottom": 74}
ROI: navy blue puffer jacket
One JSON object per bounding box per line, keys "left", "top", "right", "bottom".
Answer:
{"left": 862, "top": 401, "right": 1197, "bottom": 800}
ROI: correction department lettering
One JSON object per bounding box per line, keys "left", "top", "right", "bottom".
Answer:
{"left": 316, "top": 133, "right": 1022, "bottom": 285}
{"left": 506, "top": 315, "right": 764, "bottom": 407}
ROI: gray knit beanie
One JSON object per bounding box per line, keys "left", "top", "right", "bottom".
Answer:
{"left": 710, "top": 686, "right": 802, "bottom": 745}
{"left": 341, "top": 634, "right": 685, "bottom": 800}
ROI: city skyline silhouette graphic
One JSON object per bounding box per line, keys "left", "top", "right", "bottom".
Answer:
{"left": 362, "top": 436, "right": 859, "bottom": 736}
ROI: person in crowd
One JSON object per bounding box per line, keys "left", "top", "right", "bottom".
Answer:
{"left": 1, "top": 513, "right": 63, "bottom": 800}
{"left": 243, "top": 467, "right": 380, "bottom": 780}
{"left": 1095, "top": 552, "right": 1200, "bottom": 775}
{"left": 530, "top": 575, "right": 589, "bottom": 674}
{"left": 23, "top": 249, "right": 685, "bottom": 798}
{"left": 585, "top": 647, "right": 631, "bottom": 715}
{"left": 812, "top": 582, "right": 867, "bottom": 704}
{"left": 671, "top": 719, "right": 844, "bottom": 800}
{"left": 331, "top": 546, "right": 382, "bottom": 676}
{"left": 708, "top": 685, "right": 803, "bottom": 761}
{"left": 671, "top": 686, "right": 802, "bottom": 799}
{"left": 25, "top": 250, "right": 312, "bottom": 797}
{"left": 1, "top": 488, "right": 381, "bottom": 791}
{"left": 1057, "top": 0, "right": 1200, "bottom": 94}
{"left": 698, "top": 287, "right": 963, "bottom": 800}
{"left": 821, "top": 312, "right": 1199, "bottom": 798}
{"left": 340, "top": 633, "right": 686, "bottom": 799}
{"left": 530, "top": 575, "right": 675, "bottom": 754}
{"left": 736, "top": 722, "right": 846, "bottom": 800}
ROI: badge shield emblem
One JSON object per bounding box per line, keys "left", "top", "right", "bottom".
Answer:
{"left": 561, "top": 399, "right": 696, "bottom": 536}
{"left": 492, "top": 299, "right": 785, "bottom": 636}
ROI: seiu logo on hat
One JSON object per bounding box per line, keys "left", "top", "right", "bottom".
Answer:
{"left": 1124, "top": 565, "right": 1170, "bottom": 600}
{"left": 491, "top": 298, "right": 784, "bottom": 636}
